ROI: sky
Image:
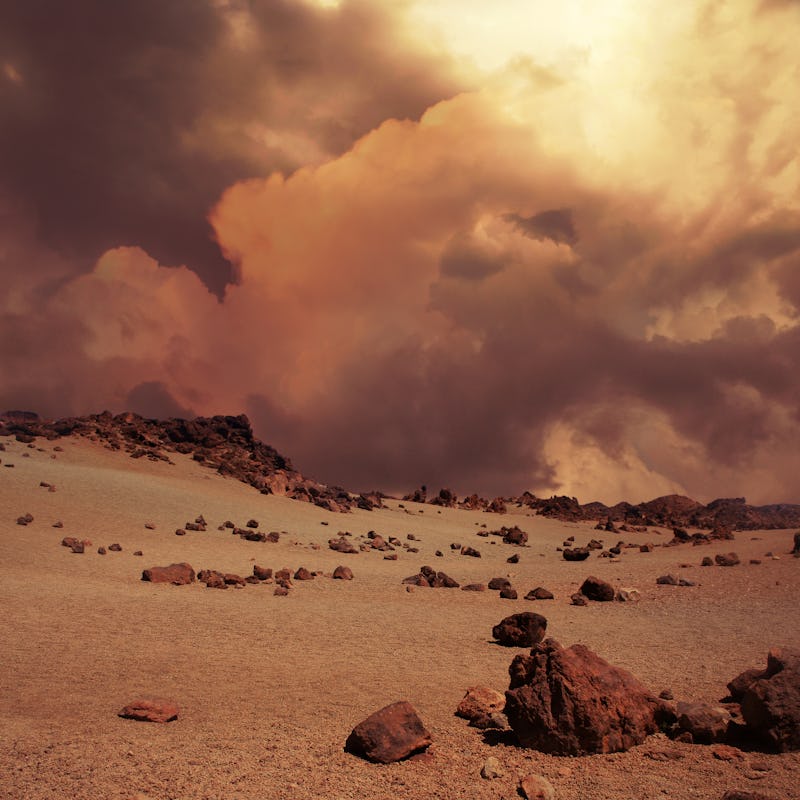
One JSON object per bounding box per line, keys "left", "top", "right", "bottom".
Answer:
{"left": 1, "top": 0, "right": 799, "bottom": 504}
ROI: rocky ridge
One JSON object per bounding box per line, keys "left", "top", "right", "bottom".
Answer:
{"left": 0, "top": 410, "right": 380, "bottom": 513}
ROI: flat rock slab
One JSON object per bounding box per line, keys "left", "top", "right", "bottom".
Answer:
{"left": 118, "top": 699, "right": 179, "bottom": 723}
{"left": 345, "top": 700, "right": 432, "bottom": 763}
{"left": 141, "top": 563, "right": 196, "bottom": 585}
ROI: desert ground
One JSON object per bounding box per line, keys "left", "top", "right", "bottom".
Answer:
{"left": 1, "top": 435, "right": 798, "bottom": 800}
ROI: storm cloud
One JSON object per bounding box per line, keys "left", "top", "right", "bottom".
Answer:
{"left": 2, "top": 0, "right": 799, "bottom": 505}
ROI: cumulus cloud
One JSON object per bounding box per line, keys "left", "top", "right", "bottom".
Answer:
{"left": 2, "top": 0, "right": 799, "bottom": 504}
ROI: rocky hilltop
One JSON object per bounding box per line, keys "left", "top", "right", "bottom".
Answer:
{"left": 405, "top": 486, "right": 800, "bottom": 531}
{"left": 0, "top": 410, "right": 381, "bottom": 513}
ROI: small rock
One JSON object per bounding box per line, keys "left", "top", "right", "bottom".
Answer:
{"left": 571, "top": 593, "right": 588, "bottom": 606}
{"left": 715, "top": 553, "right": 740, "bottom": 567}
{"left": 525, "top": 587, "right": 554, "bottom": 601}
{"left": 118, "top": 698, "right": 179, "bottom": 723}
{"left": 109, "top": 543, "right": 122, "bottom": 552}
{"left": 333, "top": 565, "right": 353, "bottom": 580}
{"left": 616, "top": 587, "right": 641, "bottom": 602}
{"left": 656, "top": 574, "right": 679, "bottom": 586}
{"left": 480, "top": 756, "right": 504, "bottom": 779}
{"left": 456, "top": 686, "right": 505, "bottom": 721}
{"left": 519, "top": 774, "right": 555, "bottom": 800}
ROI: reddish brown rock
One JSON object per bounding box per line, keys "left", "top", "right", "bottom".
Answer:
{"left": 274, "top": 586, "right": 289, "bottom": 596}
{"left": 580, "top": 575, "right": 615, "bottom": 601}
{"left": 456, "top": 686, "right": 506, "bottom": 721}
{"left": 675, "top": 700, "right": 733, "bottom": 744}
{"left": 118, "top": 698, "right": 179, "bottom": 723}
{"left": 461, "top": 583, "right": 486, "bottom": 592}
{"left": 294, "top": 567, "right": 313, "bottom": 581}
{"left": 738, "top": 647, "right": 800, "bottom": 751}
{"left": 571, "top": 593, "right": 588, "bottom": 606}
{"left": 525, "top": 587, "right": 554, "bottom": 601}
{"left": 460, "top": 546, "right": 481, "bottom": 558}
{"left": 345, "top": 700, "right": 432, "bottom": 763}
{"left": 715, "top": 552, "right": 740, "bottom": 567}
{"left": 141, "top": 563, "right": 196, "bottom": 585}
{"left": 329, "top": 537, "right": 358, "bottom": 554}
{"left": 223, "top": 573, "right": 245, "bottom": 586}
{"left": 108, "top": 543, "right": 122, "bottom": 552}
{"left": 253, "top": 565, "right": 272, "bottom": 581}
{"left": 16, "top": 513, "right": 34, "bottom": 526}
{"left": 562, "top": 547, "right": 590, "bottom": 561}
{"left": 519, "top": 774, "right": 555, "bottom": 800}
{"left": 499, "top": 587, "right": 518, "bottom": 599}
{"left": 492, "top": 612, "right": 548, "bottom": 647}
{"left": 488, "top": 577, "right": 512, "bottom": 591}
{"left": 504, "top": 638, "right": 664, "bottom": 754}
{"left": 502, "top": 526, "right": 528, "bottom": 545}
{"left": 333, "top": 565, "right": 353, "bottom": 580}
{"left": 430, "top": 571, "right": 460, "bottom": 588}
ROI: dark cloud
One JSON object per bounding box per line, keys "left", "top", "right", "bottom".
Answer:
{"left": 0, "top": 0, "right": 460, "bottom": 294}
{"left": 439, "top": 231, "right": 508, "bottom": 280}
{"left": 505, "top": 208, "right": 578, "bottom": 246}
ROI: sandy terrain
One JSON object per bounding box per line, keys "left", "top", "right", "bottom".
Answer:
{"left": 1, "top": 436, "right": 798, "bottom": 800}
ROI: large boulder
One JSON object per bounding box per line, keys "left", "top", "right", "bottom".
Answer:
{"left": 504, "top": 638, "right": 664, "bottom": 755}
{"left": 737, "top": 648, "right": 800, "bottom": 751}
{"left": 345, "top": 701, "right": 432, "bottom": 763}
{"left": 492, "top": 612, "right": 548, "bottom": 647}
{"left": 141, "top": 563, "right": 195, "bottom": 585}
